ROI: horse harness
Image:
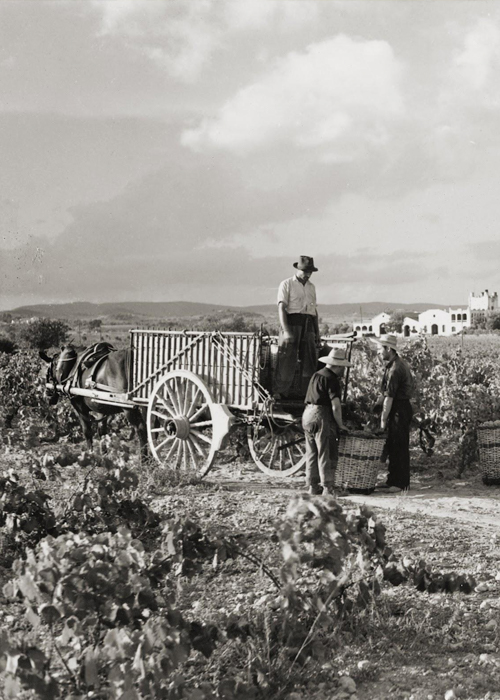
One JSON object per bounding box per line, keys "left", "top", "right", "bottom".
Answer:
{"left": 57, "top": 342, "right": 118, "bottom": 398}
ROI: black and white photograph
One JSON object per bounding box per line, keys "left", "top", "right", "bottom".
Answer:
{"left": 1, "top": 2, "right": 500, "bottom": 698}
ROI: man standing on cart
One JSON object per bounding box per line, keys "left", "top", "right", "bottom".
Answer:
{"left": 373, "top": 334, "right": 414, "bottom": 493}
{"left": 273, "top": 256, "right": 320, "bottom": 400}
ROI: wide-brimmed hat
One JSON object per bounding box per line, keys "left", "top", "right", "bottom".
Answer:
{"left": 319, "top": 347, "right": 351, "bottom": 367}
{"left": 293, "top": 255, "right": 318, "bottom": 272}
{"left": 373, "top": 334, "right": 398, "bottom": 351}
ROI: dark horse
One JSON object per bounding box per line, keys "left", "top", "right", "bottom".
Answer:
{"left": 40, "top": 344, "right": 148, "bottom": 458}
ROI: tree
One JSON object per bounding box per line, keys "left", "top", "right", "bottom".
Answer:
{"left": 386, "top": 310, "right": 406, "bottom": 334}
{"left": 0, "top": 336, "right": 17, "bottom": 354}
{"left": 486, "top": 312, "right": 500, "bottom": 331}
{"left": 19, "top": 318, "right": 71, "bottom": 350}
{"left": 328, "top": 322, "right": 351, "bottom": 335}
{"left": 88, "top": 319, "right": 102, "bottom": 331}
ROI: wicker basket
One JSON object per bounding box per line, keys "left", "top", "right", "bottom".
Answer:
{"left": 335, "top": 433, "right": 386, "bottom": 493}
{"left": 477, "top": 422, "right": 500, "bottom": 485}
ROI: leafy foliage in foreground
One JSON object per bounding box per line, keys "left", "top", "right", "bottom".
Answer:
{"left": 0, "top": 452, "right": 162, "bottom": 564}
{"left": 0, "top": 469, "right": 476, "bottom": 700}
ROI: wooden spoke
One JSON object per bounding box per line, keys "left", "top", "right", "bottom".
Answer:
{"left": 173, "top": 440, "right": 183, "bottom": 470}
{"left": 158, "top": 397, "right": 176, "bottom": 416}
{"left": 189, "top": 403, "right": 209, "bottom": 424}
{"left": 155, "top": 435, "right": 175, "bottom": 453}
{"left": 189, "top": 420, "right": 213, "bottom": 429}
{"left": 164, "top": 382, "right": 180, "bottom": 416}
{"left": 278, "top": 440, "right": 285, "bottom": 471}
{"left": 190, "top": 429, "right": 212, "bottom": 445}
{"left": 181, "top": 380, "right": 190, "bottom": 416}
{"left": 186, "top": 389, "right": 202, "bottom": 418}
{"left": 186, "top": 438, "right": 197, "bottom": 468}
{"left": 268, "top": 440, "right": 278, "bottom": 468}
{"left": 164, "top": 439, "right": 178, "bottom": 463}
{"left": 151, "top": 409, "right": 172, "bottom": 423}
{"left": 189, "top": 432, "right": 208, "bottom": 457}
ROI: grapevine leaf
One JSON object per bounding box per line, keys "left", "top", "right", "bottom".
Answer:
{"left": 40, "top": 604, "right": 61, "bottom": 625}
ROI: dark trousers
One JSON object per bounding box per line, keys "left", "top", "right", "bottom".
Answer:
{"left": 386, "top": 399, "right": 413, "bottom": 490}
{"left": 274, "top": 315, "right": 317, "bottom": 397}
{"left": 302, "top": 405, "right": 338, "bottom": 489}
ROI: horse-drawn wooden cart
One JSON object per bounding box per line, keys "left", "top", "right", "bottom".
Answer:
{"left": 47, "top": 329, "right": 355, "bottom": 478}
{"left": 131, "top": 329, "right": 354, "bottom": 477}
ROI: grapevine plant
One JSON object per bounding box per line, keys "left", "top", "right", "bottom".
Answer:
{"left": 2, "top": 342, "right": 500, "bottom": 471}
{"left": 0, "top": 483, "right": 476, "bottom": 700}
{"left": 349, "top": 336, "right": 500, "bottom": 471}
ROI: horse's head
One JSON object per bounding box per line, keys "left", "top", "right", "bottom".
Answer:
{"left": 39, "top": 345, "right": 79, "bottom": 405}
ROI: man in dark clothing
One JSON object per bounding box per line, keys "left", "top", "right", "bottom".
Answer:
{"left": 373, "top": 334, "right": 414, "bottom": 493}
{"left": 302, "top": 347, "right": 350, "bottom": 496}
{"left": 273, "top": 256, "right": 320, "bottom": 400}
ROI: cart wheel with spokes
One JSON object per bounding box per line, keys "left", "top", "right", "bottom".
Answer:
{"left": 147, "top": 370, "right": 233, "bottom": 478}
{"left": 247, "top": 413, "right": 306, "bottom": 477}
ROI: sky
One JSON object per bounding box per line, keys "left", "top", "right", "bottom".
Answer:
{"left": 1, "top": 0, "right": 500, "bottom": 310}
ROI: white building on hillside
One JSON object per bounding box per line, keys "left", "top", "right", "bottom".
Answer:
{"left": 402, "top": 313, "right": 420, "bottom": 337}
{"left": 354, "top": 307, "right": 472, "bottom": 338}
{"left": 469, "top": 290, "right": 498, "bottom": 324}
{"left": 353, "top": 312, "right": 390, "bottom": 337}
{"left": 417, "top": 308, "right": 470, "bottom": 336}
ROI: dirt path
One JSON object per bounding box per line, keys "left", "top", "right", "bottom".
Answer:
{"left": 208, "top": 461, "right": 500, "bottom": 531}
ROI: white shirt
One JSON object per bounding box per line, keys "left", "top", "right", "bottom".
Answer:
{"left": 277, "top": 276, "right": 317, "bottom": 315}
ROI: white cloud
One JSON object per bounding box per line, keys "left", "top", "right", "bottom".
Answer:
{"left": 90, "top": 0, "right": 219, "bottom": 82}
{"left": 182, "top": 35, "right": 405, "bottom": 159}
{"left": 89, "top": 0, "right": 320, "bottom": 84}
{"left": 142, "top": 18, "right": 220, "bottom": 83}
{"left": 223, "top": 1, "right": 319, "bottom": 31}
{"left": 92, "top": 0, "right": 162, "bottom": 36}
{"left": 223, "top": 1, "right": 275, "bottom": 30}
{"left": 454, "top": 18, "right": 500, "bottom": 91}
{"left": 425, "top": 17, "right": 500, "bottom": 180}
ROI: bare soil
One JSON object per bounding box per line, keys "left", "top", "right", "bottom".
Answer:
{"left": 2, "top": 446, "right": 500, "bottom": 700}
{"left": 195, "top": 461, "right": 500, "bottom": 700}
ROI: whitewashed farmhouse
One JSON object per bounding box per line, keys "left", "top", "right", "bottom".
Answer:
{"left": 415, "top": 308, "right": 470, "bottom": 336}
{"left": 353, "top": 312, "right": 390, "bottom": 337}
{"left": 351, "top": 293, "right": 498, "bottom": 338}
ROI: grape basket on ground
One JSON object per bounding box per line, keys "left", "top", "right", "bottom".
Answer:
{"left": 477, "top": 421, "right": 500, "bottom": 485}
{"left": 335, "top": 432, "right": 385, "bottom": 494}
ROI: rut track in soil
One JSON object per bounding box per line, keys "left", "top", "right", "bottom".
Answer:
{"left": 207, "top": 461, "right": 500, "bottom": 530}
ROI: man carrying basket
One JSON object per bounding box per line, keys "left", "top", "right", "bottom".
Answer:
{"left": 373, "top": 334, "right": 414, "bottom": 493}
{"left": 302, "top": 347, "right": 350, "bottom": 496}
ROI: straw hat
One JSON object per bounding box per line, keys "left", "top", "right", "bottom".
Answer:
{"left": 318, "top": 347, "right": 351, "bottom": 367}
{"left": 373, "top": 333, "right": 398, "bottom": 351}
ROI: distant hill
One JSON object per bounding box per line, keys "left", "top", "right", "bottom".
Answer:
{"left": 6, "top": 301, "right": 245, "bottom": 319}
{"left": 5, "top": 300, "right": 451, "bottom": 322}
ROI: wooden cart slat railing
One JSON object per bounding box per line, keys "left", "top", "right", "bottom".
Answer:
{"left": 129, "top": 330, "right": 263, "bottom": 408}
